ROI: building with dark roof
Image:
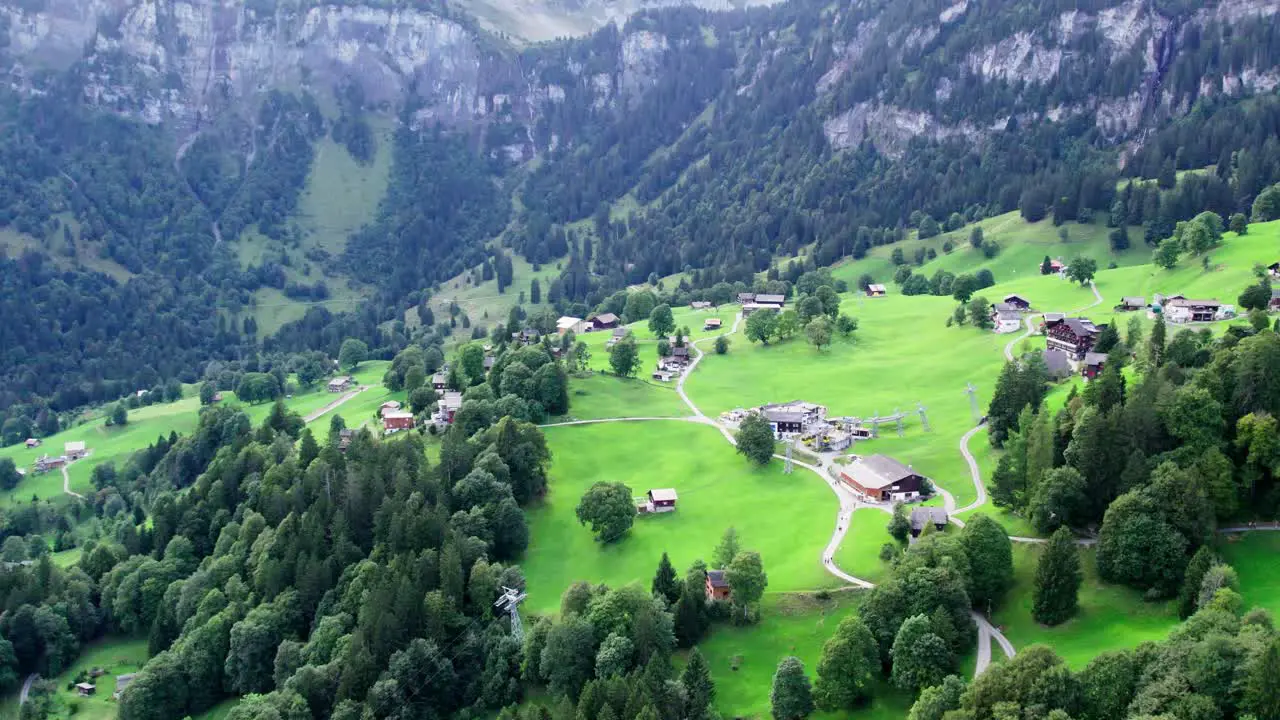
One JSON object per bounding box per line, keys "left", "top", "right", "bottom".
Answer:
{"left": 910, "top": 507, "right": 949, "bottom": 536}
{"left": 1003, "top": 294, "right": 1031, "bottom": 310}
{"left": 1042, "top": 349, "right": 1073, "bottom": 380}
{"left": 1116, "top": 296, "right": 1146, "bottom": 311}
{"left": 1082, "top": 352, "right": 1108, "bottom": 380}
{"left": 1046, "top": 317, "right": 1099, "bottom": 360}
{"left": 705, "top": 570, "right": 731, "bottom": 602}
{"left": 839, "top": 454, "right": 928, "bottom": 502}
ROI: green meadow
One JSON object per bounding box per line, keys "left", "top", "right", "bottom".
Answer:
{"left": 1221, "top": 531, "right": 1280, "bottom": 619}
{"left": 557, "top": 374, "right": 691, "bottom": 421}
{"left": 521, "top": 421, "right": 842, "bottom": 614}
{"left": 34, "top": 636, "right": 149, "bottom": 720}
{"left": 993, "top": 543, "right": 1179, "bottom": 668}
{"left": 833, "top": 508, "right": 898, "bottom": 585}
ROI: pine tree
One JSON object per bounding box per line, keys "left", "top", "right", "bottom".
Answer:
{"left": 652, "top": 552, "right": 681, "bottom": 606}
{"left": 1178, "top": 546, "right": 1217, "bottom": 619}
{"left": 680, "top": 648, "right": 716, "bottom": 720}
{"left": 713, "top": 528, "right": 741, "bottom": 569}
{"left": 1147, "top": 315, "right": 1166, "bottom": 368}
{"left": 770, "top": 656, "right": 814, "bottom": 720}
{"left": 1033, "top": 528, "right": 1081, "bottom": 625}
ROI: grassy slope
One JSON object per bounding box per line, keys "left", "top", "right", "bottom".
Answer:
{"left": 833, "top": 508, "right": 898, "bottom": 585}
{"left": 994, "top": 543, "right": 1178, "bottom": 668}
{"left": 557, "top": 374, "right": 691, "bottom": 421}
{"left": 1220, "top": 532, "right": 1280, "bottom": 618}
{"left": 693, "top": 593, "right": 914, "bottom": 720}
{"left": 428, "top": 254, "right": 565, "bottom": 341}
{"left": 41, "top": 637, "right": 149, "bottom": 720}
{"left": 0, "top": 362, "right": 391, "bottom": 505}
{"left": 521, "top": 422, "right": 842, "bottom": 614}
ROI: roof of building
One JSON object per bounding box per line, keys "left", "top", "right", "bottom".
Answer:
{"left": 1083, "top": 352, "right": 1108, "bottom": 366}
{"left": 1043, "top": 312, "right": 1065, "bottom": 322}
{"left": 706, "top": 570, "right": 729, "bottom": 588}
{"left": 440, "top": 391, "right": 464, "bottom": 409}
{"left": 381, "top": 401, "right": 401, "bottom": 409}
{"left": 649, "top": 488, "right": 678, "bottom": 502}
{"left": 705, "top": 318, "right": 722, "bottom": 326}
{"left": 1043, "top": 349, "right": 1072, "bottom": 376}
{"left": 910, "top": 507, "right": 949, "bottom": 530}
{"left": 557, "top": 316, "right": 584, "bottom": 330}
{"left": 328, "top": 376, "right": 352, "bottom": 385}
{"left": 1060, "top": 318, "right": 1098, "bottom": 337}
{"left": 75, "top": 682, "right": 96, "bottom": 691}
{"left": 65, "top": 441, "right": 85, "bottom": 453}
{"left": 844, "top": 454, "right": 919, "bottom": 490}
{"left": 692, "top": 301, "right": 712, "bottom": 308}
{"left": 484, "top": 356, "right": 496, "bottom": 369}
{"left": 1272, "top": 289, "right": 1280, "bottom": 300}
{"left": 1121, "top": 296, "right": 1146, "bottom": 307}
{"left": 383, "top": 411, "right": 414, "bottom": 420}
{"left": 1004, "top": 294, "right": 1029, "bottom": 303}
{"left": 594, "top": 313, "right": 619, "bottom": 324}
{"left": 738, "top": 292, "right": 755, "bottom": 301}
{"left": 671, "top": 346, "right": 689, "bottom": 357}
{"left": 765, "top": 409, "right": 807, "bottom": 424}
{"left": 867, "top": 284, "right": 887, "bottom": 293}
{"left": 1166, "top": 298, "right": 1222, "bottom": 308}
{"left": 754, "top": 293, "right": 786, "bottom": 304}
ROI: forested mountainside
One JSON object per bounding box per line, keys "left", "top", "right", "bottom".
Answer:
{"left": 2, "top": 0, "right": 1280, "bottom": 430}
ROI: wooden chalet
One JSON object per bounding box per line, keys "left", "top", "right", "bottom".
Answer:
{"left": 1045, "top": 317, "right": 1099, "bottom": 361}
{"left": 1081, "top": 352, "right": 1107, "bottom": 380}
{"left": 383, "top": 412, "right": 416, "bottom": 434}
{"left": 705, "top": 570, "right": 731, "bottom": 602}
{"left": 557, "top": 316, "right": 587, "bottom": 334}
{"left": 867, "top": 284, "right": 887, "bottom": 297}
{"left": 512, "top": 328, "right": 541, "bottom": 345}
{"left": 34, "top": 455, "right": 65, "bottom": 474}
{"left": 75, "top": 683, "right": 97, "bottom": 697}
{"left": 1165, "top": 298, "right": 1221, "bottom": 323}
{"left": 909, "top": 507, "right": 949, "bottom": 537}
{"left": 1115, "top": 296, "right": 1146, "bottom": 312}
{"left": 24, "top": 438, "right": 40, "bottom": 448}
{"left": 607, "top": 327, "right": 630, "bottom": 347}
{"left": 65, "top": 441, "right": 87, "bottom": 460}
{"left": 668, "top": 346, "right": 691, "bottom": 365}
{"left": 990, "top": 303, "right": 1023, "bottom": 334}
{"left": 380, "top": 401, "right": 402, "bottom": 416}
{"left": 652, "top": 370, "right": 673, "bottom": 382}
{"left": 737, "top": 292, "right": 756, "bottom": 304}
{"left": 591, "top": 313, "right": 620, "bottom": 330}
{"left": 645, "top": 488, "right": 678, "bottom": 513}
{"left": 755, "top": 293, "right": 785, "bottom": 306}
{"left": 703, "top": 317, "right": 722, "bottom": 331}
{"left": 1003, "top": 294, "right": 1031, "bottom": 311}
{"left": 691, "top": 301, "right": 713, "bottom": 310}
{"left": 113, "top": 674, "right": 136, "bottom": 700}
{"left": 438, "top": 392, "right": 464, "bottom": 423}
{"left": 484, "top": 355, "right": 496, "bottom": 371}
{"left": 327, "top": 376, "right": 354, "bottom": 393}
{"left": 839, "top": 454, "right": 927, "bottom": 502}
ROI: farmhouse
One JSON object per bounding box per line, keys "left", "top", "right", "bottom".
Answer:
{"left": 691, "top": 301, "right": 713, "bottom": 310}
{"left": 1270, "top": 289, "right": 1280, "bottom": 311}
{"left": 638, "top": 488, "right": 678, "bottom": 513}
{"left": 1082, "top": 352, "right": 1108, "bottom": 380}
{"left": 737, "top": 292, "right": 756, "bottom": 304}
{"left": 741, "top": 303, "right": 776, "bottom": 316}
{"left": 867, "top": 284, "right": 887, "bottom": 297}
{"left": 432, "top": 373, "right": 448, "bottom": 391}
{"left": 910, "top": 507, "right": 949, "bottom": 537}
{"left": 380, "top": 401, "right": 402, "bottom": 417}
{"left": 668, "top": 346, "right": 691, "bottom": 365}
{"left": 24, "top": 438, "right": 40, "bottom": 448}
{"left": 1042, "top": 349, "right": 1073, "bottom": 380}
{"left": 1115, "top": 296, "right": 1146, "bottom": 312}
{"left": 557, "top": 316, "right": 588, "bottom": 334}
{"left": 65, "top": 441, "right": 87, "bottom": 460}
{"left": 990, "top": 303, "right": 1023, "bottom": 334}
{"left": 838, "top": 454, "right": 928, "bottom": 502}
{"left": 1003, "top": 294, "right": 1031, "bottom": 311}
{"left": 327, "top": 376, "right": 353, "bottom": 393}
{"left": 1041, "top": 313, "right": 1065, "bottom": 330}
{"left": 34, "top": 455, "right": 66, "bottom": 473}
{"left": 383, "top": 412, "right": 415, "bottom": 434}
{"left": 590, "top": 313, "right": 620, "bottom": 330}
{"left": 759, "top": 401, "right": 827, "bottom": 438}
{"left": 75, "top": 682, "right": 96, "bottom": 697}
{"left": 1165, "top": 298, "right": 1222, "bottom": 323}
{"left": 704, "top": 317, "right": 722, "bottom": 331}
{"left": 1046, "top": 318, "right": 1099, "bottom": 361}
{"left": 705, "top": 570, "right": 731, "bottom": 602}
{"left": 755, "top": 293, "right": 786, "bottom": 307}
{"left": 652, "top": 370, "right": 673, "bottom": 382}
{"left": 606, "top": 327, "right": 630, "bottom": 347}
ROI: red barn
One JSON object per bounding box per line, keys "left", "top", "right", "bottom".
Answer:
{"left": 383, "top": 412, "right": 415, "bottom": 434}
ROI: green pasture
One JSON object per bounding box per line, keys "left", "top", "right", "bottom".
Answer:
{"left": 993, "top": 544, "right": 1178, "bottom": 668}
{"left": 558, "top": 374, "right": 691, "bottom": 421}
{"left": 833, "top": 508, "right": 897, "bottom": 585}
{"left": 41, "top": 636, "right": 149, "bottom": 720}
{"left": 1220, "top": 531, "right": 1280, "bottom": 619}
{"left": 521, "top": 421, "right": 842, "bottom": 613}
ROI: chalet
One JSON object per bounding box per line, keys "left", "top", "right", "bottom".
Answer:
{"left": 764, "top": 408, "right": 805, "bottom": 437}
{"left": 652, "top": 370, "right": 673, "bottom": 382}
{"left": 383, "top": 412, "right": 416, "bottom": 434}
{"left": 668, "top": 346, "right": 691, "bottom": 365}
{"left": 557, "top": 316, "right": 587, "bottom": 334}
{"left": 760, "top": 401, "right": 827, "bottom": 438}
{"left": 24, "top": 438, "right": 40, "bottom": 448}
{"left": 645, "top": 488, "right": 678, "bottom": 513}
{"left": 606, "top": 327, "right": 630, "bottom": 347}
{"left": 1268, "top": 262, "right": 1279, "bottom": 280}
{"left": 990, "top": 303, "right": 1023, "bottom": 334}
{"left": 432, "top": 373, "right": 448, "bottom": 391}
{"left": 1165, "top": 298, "right": 1222, "bottom": 324}
{"left": 839, "top": 454, "right": 927, "bottom": 502}
{"left": 691, "top": 301, "right": 713, "bottom": 310}
{"left": 75, "top": 682, "right": 97, "bottom": 697}
{"left": 1046, "top": 318, "right": 1099, "bottom": 361}
{"left": 1042, "top": 349, "right": 1073, "bottom": 380}
{"left": 338, "top": 429, "right": 355, "bottom": 452}
{"left": 737, "top": 292, "right": 756, "bottom": 304}
{"left": 705, "top": 570, "right": 731, "bottom": 602}
{"left": 1081, "top": 352, "right": 1108, "bottom": 380}
{"left": 380, "top": 401, "right": 402, "bottom": 417}
{"left": 1041, "top": 313, "right": 1065, "bottom": 331}
{"left": 1153, "top": 293, "right": 1185, "bottom": 308}
{"left": 34, "top": 455, "right": 66, "bottom": 474}
{"left": 704, "top": 318, "right": 722, "bottom": 331}
{"left": 327, "top": 376, "right": 354, "bottom": 393}
{"left": 65, "top": 441, "right": 87, "bottom": 460}
{"left": 438, "top": 392, "right": 464, "bottom": 422}
{"left": 867, "top": 284, "right": 887, "bottom": 297}
{"left": 591, "top": 313, "right": 620, "bottom": 331}
{"left": 755, "top": 293, "right": 786, "bottom": 307}
{"left": 1115, "top": 296, "right": 1146, "bottom": 312}
{"left": 910, "top": 507, "right": 949, "bottom": 537}
{"left": 512, "top": 328, "right": 541, "bottom": 345}
{"left": 1270, "top": 289, "right": 1280, "bottom": 312}
{"left": 1003, "top": 294, "right": 1031, "bottom": 311}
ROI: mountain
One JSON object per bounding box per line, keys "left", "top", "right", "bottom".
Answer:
{"left": 2, "top": 0, "right": 1280, "bottom": 429}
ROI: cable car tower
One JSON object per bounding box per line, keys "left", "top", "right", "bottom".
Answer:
{"left": 495, "top": 586, "right": 528, "bottom": 641}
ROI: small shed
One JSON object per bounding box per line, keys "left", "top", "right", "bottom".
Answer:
{"left": 327, "top": 376, "right": 353, "bottom": 393}
{"left": 691, "top": 301, "right": 713, "bottom": 310}
{"left": 909, "top": 507, "right": 949, "bottom": 537}
{"left": 75, "top": 682, "right": 97, "bottom": 697}
{"left": 24, "top": 438, "right": 40, "bottom": 448}
{"left": 1115, "top": 296, "right": 1146, "bottom": 311}
{"left": 866, "top": 284, "right": 887, "bottom": 297}
{"left": 647, "top": 488, "right": 678, "bottom": 512}
{"left": 705, "top": 570, "right": 731, "bottom": 602}
{"left": 591, "top": 313, "right": 620, "bottom": 330}
{"left": 65, "top": 441, "right": 87, "bottom": 460}
{"left": 703, "top": 318, "right": 722, "bottom": 331}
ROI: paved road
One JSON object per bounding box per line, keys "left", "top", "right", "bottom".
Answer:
{"left": 19, "top": 673, "right": 37, "bottom": 705}
{"left": 304, "top": 385, "right": 369, "bottom": 424}
{"left": 1003, "top": 315, "right": 1038, "bottom": 362}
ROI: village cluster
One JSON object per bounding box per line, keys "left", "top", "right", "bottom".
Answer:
{"left": 22, "top": 439, "right": 89, "bottom": 476}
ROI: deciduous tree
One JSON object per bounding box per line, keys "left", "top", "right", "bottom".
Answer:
{"left": 813, "top": 615, "right": 878, "bottom": 710}
{"left": 575, "top": 482, "right": 637, "bottom": 542}
{"left": 735, "top": 413, "right": 775, "bottom": 466}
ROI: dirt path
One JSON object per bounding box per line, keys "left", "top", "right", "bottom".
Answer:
{"left": 19, "top": 673, "right": 37, "bottom": 705}
{"left": 1003, "top": 315, "right": 1038, "bottom": 362}
{"left": 304, "top": 386, "right": 369, "bottom": 424}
